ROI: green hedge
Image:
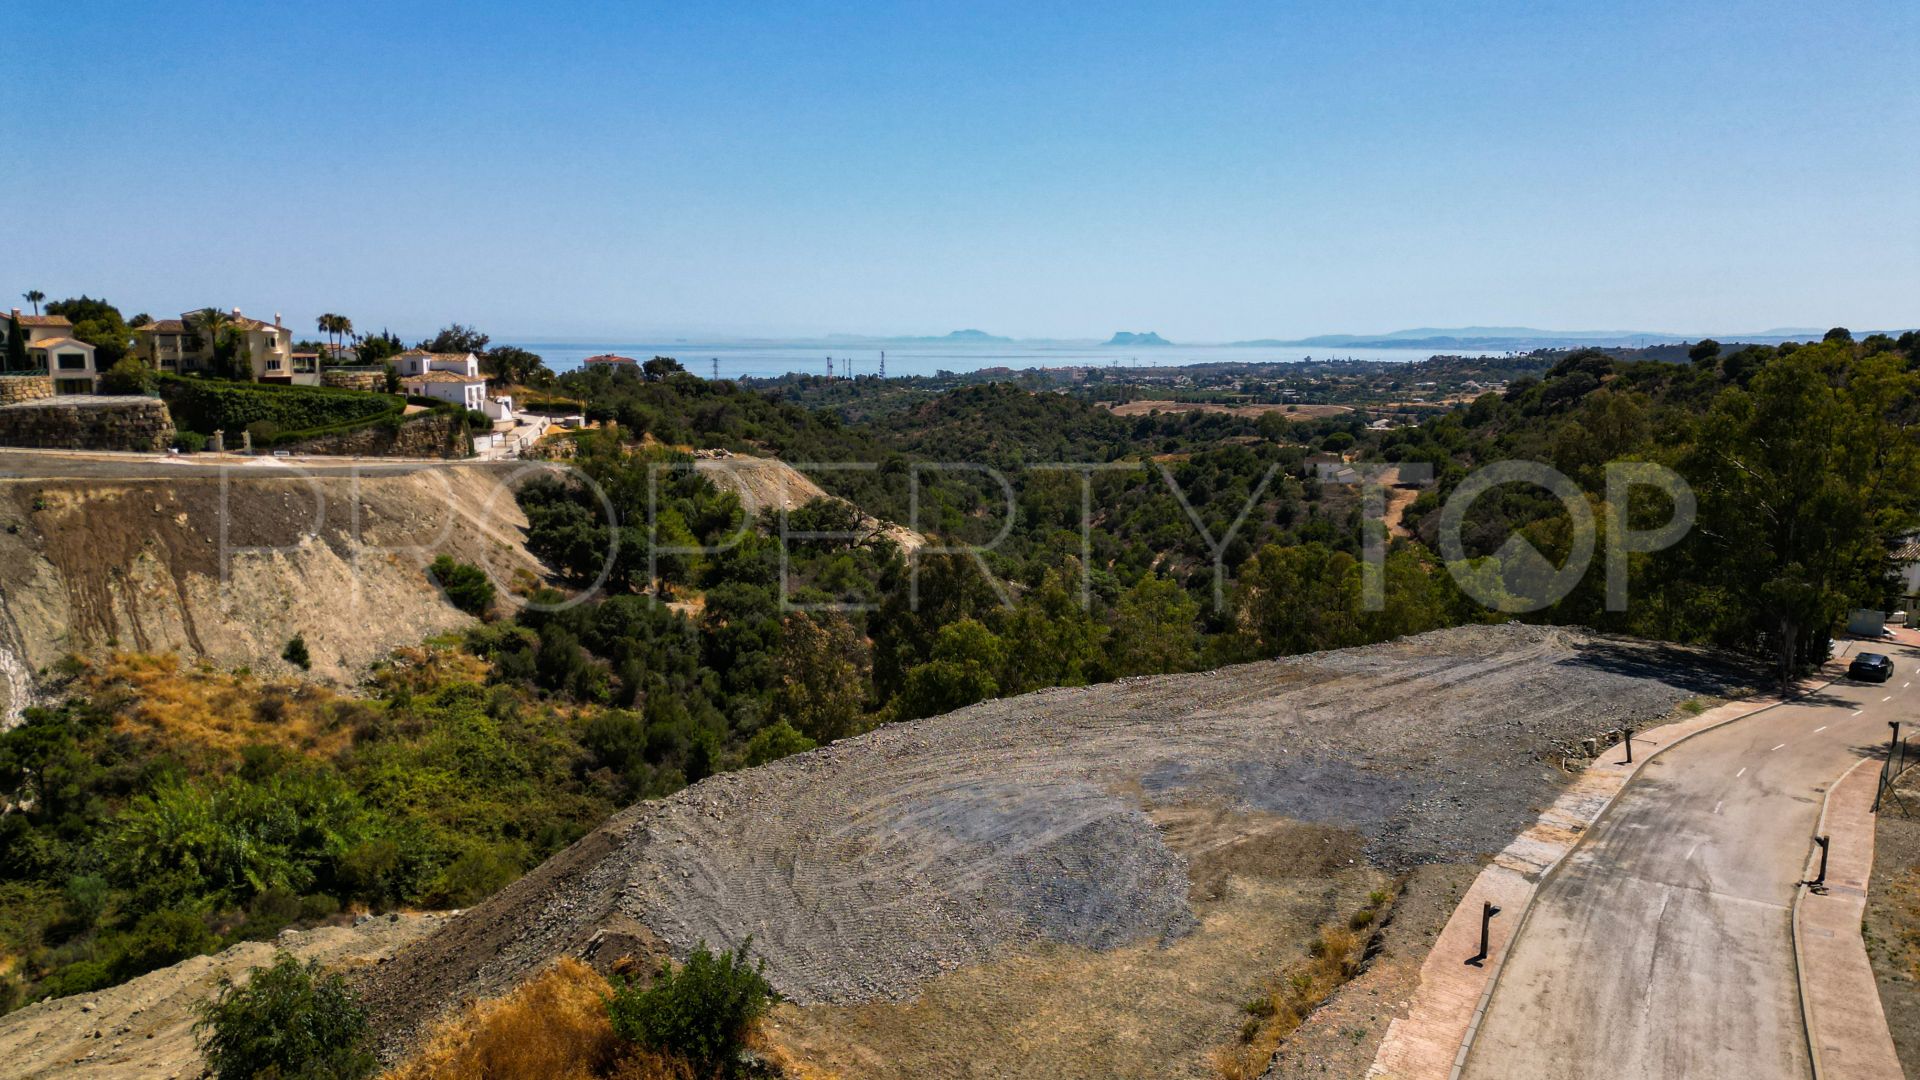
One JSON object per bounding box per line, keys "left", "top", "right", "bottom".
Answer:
{"left": 159, "top": 375, "right": 404, "bottom": 441}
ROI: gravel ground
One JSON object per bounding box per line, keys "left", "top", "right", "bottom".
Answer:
{"left": 359, "top": 623, "right": 1753, "bottom": 1060}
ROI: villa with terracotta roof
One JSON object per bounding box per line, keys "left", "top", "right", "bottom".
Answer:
{"left": 133, "top": 308, "right": 317, "bottom": 385}
{"left": 582, "top": 353, "right": 639, "bottom": 367}
{"left": 394, "top": 350, "right": 515, "bottom": 421}
{"left": 2, "top": 309, "right": 98, "bottom": 393}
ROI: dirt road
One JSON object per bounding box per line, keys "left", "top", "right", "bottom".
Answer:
{"left": 359, "top": 624, "right": 1753, "bottom": 1075}
{"left": 1461, "top": 644, "right": 1912, "bottom": 1080}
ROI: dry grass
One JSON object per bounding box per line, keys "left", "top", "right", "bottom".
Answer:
{"left": 1209, "top": 891, "right": 1390, "bottom": 1080}
{"left": 80, "top": 652, "right": 361, "bottom": 762}
{"left": 383, "top": 958, "right": 628, "bottom": 1080}
{"left": 383, "top": 957, "right": 829, "bottom": 1080}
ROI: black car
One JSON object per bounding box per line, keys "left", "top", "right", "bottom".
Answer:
{"left": 1849, "top": 652, "right": 1894, "bottom": 682}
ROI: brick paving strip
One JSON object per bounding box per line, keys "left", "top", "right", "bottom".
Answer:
{"left": 1792, "top": 754, "right": 1905, "bottom": 1079}
{"left": 1364, "top": 656, "right": 1854, "bottom": 1080}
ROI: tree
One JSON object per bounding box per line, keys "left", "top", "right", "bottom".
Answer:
{"left": 1107, "top": 575, "right": 1200, "bottom": 676}
{"left": 419, "top": 323, "right": 490, "bottom": 355}
{"left": 772, "top": 612, "right": 869, "bottom": 743}
{"left": 1824, "top": 327, "right": 1854, "bottom": 343}
{"left": 428, "top": 555, "right": 496, "bottom": 616}
{"left": 97, "top": 356, "right": 156, "bottom": 395}
{"left": 21, "top": 290, "right": 43, "bottom": 315}
{"left": 895, "top": 618, "right": 1005, "bottom": 719}
{"left": 1688, "top": 339, "right": 1721, "bottom": 364}
{"left": 195, "top": 954, "right": 376, "bottom": 1080}
{"left": 3, "top": 311, "right": 25, "bottom": 373}
{"left": 643, "top": 356, "right": 686, "bottom": 381}
{"left": 357, "top": 329, "right": 403, "bottom": 367}
{"left": 1680, "top": 340, "right": 1920, "bottom": 688}
{"left": 46, "top": 296, "right": 133, "bottom": 364}
{"left": 482, "top": 345, "right": 549, "bottom": 386}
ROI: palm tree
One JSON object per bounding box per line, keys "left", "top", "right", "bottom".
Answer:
{"left": 21, "top": 290, "right": 44, "bottom": 316}
{"left": 316, "top": 313, "right": 336, "bottom": 355}
{"left": 335, "top": 315, "right": 353, "bottom": 356}
{"left": 190, "top": 307, "right": 235, "bottom": 377}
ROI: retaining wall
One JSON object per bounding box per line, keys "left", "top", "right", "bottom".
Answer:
{"left": 0, "top": 396, "right": 175, "bottom": 452}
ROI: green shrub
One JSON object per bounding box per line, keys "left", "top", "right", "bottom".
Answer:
{"left": 97, "top": 357, "right": 156, "bottom": 395}
{"left": 195, "top": 953, "right": 376, "bottom": 1080}
{"left": 283, "top": 634, "right": 312, "bottom": 671}
{"left": 173, "top": 430, "right": 207, "bottom": 453}
{"left": 606, "top": 939, "right": 771, "bottom": 1076}
{"left": 109, "top": 908, "right": 218, "bottom": 980}
{"left": 465, "top": 408, "right": 494, "bottom": 431}
{"left": 158, "top": 375, "right": 402, "bottom": 444}
{"left": 429, "top": 555, "right": 496, "bottom": 616}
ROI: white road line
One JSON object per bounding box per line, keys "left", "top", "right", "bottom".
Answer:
{"left": 1884, "top": 695, "right": 1894, "bottom": 702}
{"left": 1771, "top": 743, "right": 1787, "bottom": 751}
{"left": 1736, "top": 767, "right": 1747, "bottom": 778}
{"left": 1905, "top": 681, "right": 1911, "bottom": 689}
{"left": 1714, "top": 800, "right": 1724, "bottom": 815}
{"left": 1813, "top": 725, "right": 1828, "bottom": 733}
{"left": 1686, "top": 842, "right": 1700, "bottom": 860}
{"left": 1853, "top": 709, "right": 1864, "bottom": 716}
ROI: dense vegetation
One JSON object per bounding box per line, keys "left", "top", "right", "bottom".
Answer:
{"left": 3, "top": 326, "right": 1916, "bottom": 1018}
{"left": 0, "top": 653, "right": 624, "bottom": 1010}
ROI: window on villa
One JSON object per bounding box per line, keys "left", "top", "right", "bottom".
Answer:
{"left": 57, "top": 353, "right": 87, "bottom": 370}
{"left": 268, "top": 358, "right": 283, "bottom": 370}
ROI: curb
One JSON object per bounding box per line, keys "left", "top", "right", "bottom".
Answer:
{"left": 1791, "top": 753, "right": 1905, "bottom": 1080}
{"left": 1442, "top": 654, "right": 1853, "bottom": 1080}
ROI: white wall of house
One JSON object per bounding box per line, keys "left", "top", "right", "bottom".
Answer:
{"left": 403, "top": 376, "right": 488, "bottom": 410}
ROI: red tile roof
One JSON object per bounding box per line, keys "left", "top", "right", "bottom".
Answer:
{"left": 583, "top": 353, "right": 638, "bottom": 365}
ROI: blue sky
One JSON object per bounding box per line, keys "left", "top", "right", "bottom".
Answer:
{"left": 3, "top": 1, "right": 1916, "bottom": 342}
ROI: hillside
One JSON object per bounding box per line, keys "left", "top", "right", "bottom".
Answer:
{"left": 357, "top": 623, "right": 1751, "bottom": 1077}
{"left": 0, "top": 459, "right": 548, "bottom": 721}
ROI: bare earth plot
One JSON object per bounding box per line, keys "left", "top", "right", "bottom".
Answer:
{"left": 359, "top": 624, "right": 1751, "bottom": 1078}
{"left": 1102, "top": 400, "right": 1353, "bottom": 420}
{"left": 0, "top": 915, "right": 443, "bottom": 1080}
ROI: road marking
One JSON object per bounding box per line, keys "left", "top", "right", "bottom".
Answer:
{"left": 1854, "top": 709, "right": 1865, "bottom": 716}
{"left": 1736, "top": 767, "right": 1747, "bottom": 778}
{"left": 1884, "top": 695, "right": 1894, "bottom": 702}
{"left": 1905, "top": 681, "right": 1911, "bottom": 688}
{"left": 1771, "top": 743, "right": 1787, "bottom": 751}
{"left": 1714, "top": 800, "right": 1724, "bottom": 815}
{"left": 1686, "top": 842, "right": 1700, "bottom": 860}
{"left": 1813, "top": 725, "right": 1827, "bottom": 733}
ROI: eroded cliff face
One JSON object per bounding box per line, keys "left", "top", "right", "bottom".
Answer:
{"left": 0, "top": 465, "right": 550, "bottom": 720}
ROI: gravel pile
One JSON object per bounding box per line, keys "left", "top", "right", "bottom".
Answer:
{"left": 360, "top": 623, "right": 1752, "bottom": 1057}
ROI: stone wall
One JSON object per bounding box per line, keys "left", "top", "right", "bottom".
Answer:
{"left": 321, "top": 368, "right": 389, "bottom": 393}
{"left": 0, "top": 397, "right": 175, "bottom": 452}
{"left": 0, "top": 376, "right": 54, "bottom": 405}
{"left": 277, "top": 411, "right": 472, "bottom": 458}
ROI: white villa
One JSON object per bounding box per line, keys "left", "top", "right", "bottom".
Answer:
{"left": 3, "top": 310, "right": 98, "bottom": 393}
{"left": 134, "top": 308, "right": 318, "bottom": 385}
{"left": 394, "top": 351, "right": 515, "bottom": 422}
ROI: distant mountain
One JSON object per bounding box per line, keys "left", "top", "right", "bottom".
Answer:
{"left": 822, "top": 329, "right": 1014, "bottom": 345}
{"left": 1105, "top": 331, "right": 1171, "bottom": 346}
{"left": 1231, "top": 326, "right": 1696, "bottom": 350}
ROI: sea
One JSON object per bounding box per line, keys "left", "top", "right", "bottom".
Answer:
{"left": 519, "top": 340, "right": 1508, "bottom": 380}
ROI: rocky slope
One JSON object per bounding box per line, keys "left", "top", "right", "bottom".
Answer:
{"left": 0, "top": 460, "right": 550, "bottom": 723}
{"left": 357, "top": 624, "right": 1753, "bottom": 1071}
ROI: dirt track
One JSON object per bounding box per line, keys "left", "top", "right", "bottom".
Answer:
{"left": 360, "top": 623, "right": 1752, "bottom": 1070}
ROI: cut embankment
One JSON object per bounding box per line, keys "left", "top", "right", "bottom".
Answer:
{"left": 0, "top": 463, "right": 549, "bottom": 713}
{"left": 360, "top": 624, "right": 1753, "bottom": 1076}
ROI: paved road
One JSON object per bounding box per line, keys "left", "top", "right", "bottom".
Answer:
{"left": 0, "top": 447, "right": 537, "bottom": 479}
{"left": 1461, "top": 641, "right": 1909, "bottom": 1080}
